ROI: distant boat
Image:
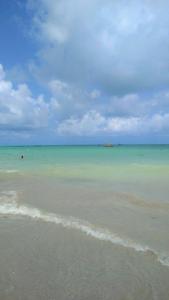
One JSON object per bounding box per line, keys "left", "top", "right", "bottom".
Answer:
{"left": 103, "top": 144, "right": 113, "bottom": 147}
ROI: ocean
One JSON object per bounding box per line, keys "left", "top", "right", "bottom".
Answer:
{"left": 0, "top": 145, "right": 169, "bottom": 299}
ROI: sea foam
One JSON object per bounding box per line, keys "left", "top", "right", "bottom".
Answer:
{"left": 0, "top": 191, "right": 169, "bottom": 268}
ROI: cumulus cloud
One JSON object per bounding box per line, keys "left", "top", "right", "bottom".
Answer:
{"left": 47, "top": 76, "right": 169, "bottom": 137}
{"left": 49, "top": 79, "right": 69, "bottom": 94}
{"left": 0, "top": 0, "right": 167, "bottom": 143}
{"left": 29, "top": 0, "right": 169, "bottom": 93}
{"left": 1, "top": 61, "right": 169, "bottom": 142}
{"left": 48, "top": 78, "right": 97, "bottom": 119}
{"left": 57, "top": 110, "right": 169, "bottom": 136}
{"left": 57, "top": 111, "right": 106, "bottom": 135}
{"left": 0, "top": 64, "right": 49, "bottom": 131}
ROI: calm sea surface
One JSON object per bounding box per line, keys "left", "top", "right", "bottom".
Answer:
{"left": 0, "top": 145, "right": 169, "bottom": 299}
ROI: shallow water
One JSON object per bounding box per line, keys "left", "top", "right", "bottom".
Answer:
{"left": 0, "top": 145, "right": 169, "bottom": 299}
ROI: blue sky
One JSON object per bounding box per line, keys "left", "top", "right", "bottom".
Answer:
{"left": 0, "top": 0, "right": 169, "bottom": 145}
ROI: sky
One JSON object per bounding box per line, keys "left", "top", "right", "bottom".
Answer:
{"left": 0, "top": 0, "right": 169, "bottom": 145}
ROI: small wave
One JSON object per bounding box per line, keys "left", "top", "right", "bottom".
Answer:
{"left": 0, "top": 195, "right": 168, "bottom": 268}
{"left": 6, "top": 170, "right": 19, "bottom": 174}
{"left": 0, "top": 169, "right": 19, "bottom": 174}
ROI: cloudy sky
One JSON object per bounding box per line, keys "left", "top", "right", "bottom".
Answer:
{"left": 0, "top": 0, "right": 169, "bottom": 144}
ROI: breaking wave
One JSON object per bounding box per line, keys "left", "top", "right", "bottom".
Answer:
{"left": 0, "top": 190, "right": 169, "bottom": 268}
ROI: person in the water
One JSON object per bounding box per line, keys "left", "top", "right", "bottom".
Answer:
{"left": 21, "top": 155, "right": 24, "bottom": 159}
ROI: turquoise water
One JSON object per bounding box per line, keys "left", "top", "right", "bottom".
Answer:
{"left": 0, "top": 145, "right": 169, "bottom": 181}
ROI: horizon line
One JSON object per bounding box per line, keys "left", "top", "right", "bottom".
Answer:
{"left": 0, "top": 143, "right": 169, "bottom": 147}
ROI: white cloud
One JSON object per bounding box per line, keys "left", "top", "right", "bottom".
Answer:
{"left": 49, "top": 79, "right": 69, "bottom": 94}
{"left": 57, "top": 111, "right": 105, "bottom": 135}
{"left": 0, "top": 64, "right": 49, "bottom": 131}
{"left": 57, "top": 110, "right": 169, "bottom": 136}
{"left": 1, "top": 62, "right": 169, "bottom": 140}
{"left": 29, "top": 0, "right": 169, "bottom": 93}
{"left": 48, "top": 78, "right": 93, "bottom": 119}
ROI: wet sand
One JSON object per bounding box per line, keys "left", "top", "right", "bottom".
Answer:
{"left": 0, "top": 175, "right": 169, "bottom": 299}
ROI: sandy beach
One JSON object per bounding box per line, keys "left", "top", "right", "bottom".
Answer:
{"left": 0, "top": 146, "right": 169, "bottom": 299}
